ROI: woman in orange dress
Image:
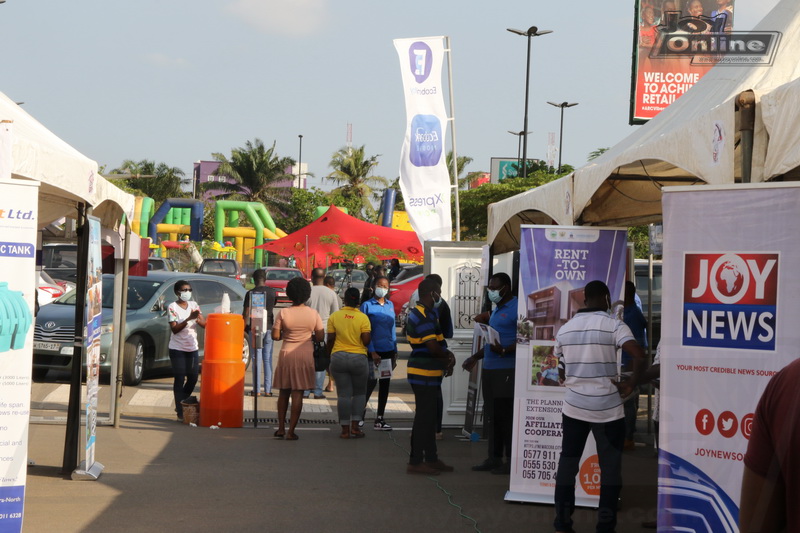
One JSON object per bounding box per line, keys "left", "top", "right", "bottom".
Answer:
{"left": 272, "top": 277, "right": 324, "bottom": 440}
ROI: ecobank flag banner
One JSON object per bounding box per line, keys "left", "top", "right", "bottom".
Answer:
{"left": 658, "top": 184, "right": 799, "bottom": 532}
{"left": 508, "top": 225, "right": 627, "bottom": 504}
{"left": 394, "top": 37, "right": 453, "bottom": 242}
{"left": 0, "top": 122, "right": 38, "bottom": 533}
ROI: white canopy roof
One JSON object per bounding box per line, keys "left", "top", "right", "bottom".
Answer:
{"left": 0, "top": 91, "right": 134, "bottom": 228}
{"left": 487, "top": 0, "right": 800, "bottom": 249}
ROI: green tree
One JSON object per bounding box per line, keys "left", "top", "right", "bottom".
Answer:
{"left": 282, "top": 187, "right": 366, "bottom": 233}
{"left": 325, "top": 145, "right": 389, "bottom": 221}
{"left": 588, "top": 147, "right": 610, "bottom": 161}
{"left": 456, "top": 169, "right": 562, "bottom": 240}
{"left": 112, "top": 159, "right": 186, "bottom": 204}
{"left": 211, "top": 139, "right": 295, "bottom": 213}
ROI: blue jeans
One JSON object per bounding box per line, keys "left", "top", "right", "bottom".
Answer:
{"left": 554, "top": 414, "right": 625, "bottom": 533}
{"left": 169, "top": 349, "right": 199, "bottom": 417}
{"left": 250, "top": 333, "right": 274, "bottom": 395}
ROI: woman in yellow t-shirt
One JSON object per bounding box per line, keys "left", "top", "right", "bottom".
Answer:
{"left": 327, "top": 288, "right": 372, "bottom": 439}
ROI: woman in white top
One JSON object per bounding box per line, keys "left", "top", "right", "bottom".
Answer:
{"left": 168, "top": 280, "right": 207, "bottom": 421}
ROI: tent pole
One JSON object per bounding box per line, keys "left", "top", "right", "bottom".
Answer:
{"left": 113, "top": 222, "right": 131, "bottom": 428}
{"left": 737, "top": 90, "right": 756, "bottom": 184}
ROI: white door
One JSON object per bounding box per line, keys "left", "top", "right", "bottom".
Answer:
{"left": 424, "top": 241, "right": 486, "bottom": 427}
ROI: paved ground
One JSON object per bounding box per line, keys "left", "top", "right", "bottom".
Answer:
{"left": 24, "top": 341, "right": 660, "bottom": 532}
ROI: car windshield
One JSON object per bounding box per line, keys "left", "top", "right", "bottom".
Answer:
{"left": 393, "top": 265, "right": 422, "bottom": 283}
{"left": 266, "top": 269, "right": 303, "bottom": 281}
{"left": 54, "top": 278, "right": 164, "bottom": 310}
{"left": 202, "top": 261, "right": 237, "bottom": 274}
{"left": 331, "top": 270, "right": 366, "bottom": 282}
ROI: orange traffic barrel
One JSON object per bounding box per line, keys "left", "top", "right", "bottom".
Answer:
{"left": 200, "top": 313, "right": 245, "bottom": 427}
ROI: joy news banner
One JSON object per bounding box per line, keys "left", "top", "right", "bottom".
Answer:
{"left": 394, "top": 36, "right": 453, "bottom": 242}
{"left": 658, "top": 184, "right": 800, "bottom": 532}
{"left": 0, "top": 122, "right": 38, "bottom": 532}
{"left": 507, "top": 225, "right": 628, "bottom": 505}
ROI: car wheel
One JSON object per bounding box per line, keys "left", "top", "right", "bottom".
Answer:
{"left": 123, "top": 334, "right": 145, "bottom": 386}
{"left": 242, "top": 335, "right": 252, "bottom": 370}
{"left": 32, "top": 368, "right": 48, "bottom": 382}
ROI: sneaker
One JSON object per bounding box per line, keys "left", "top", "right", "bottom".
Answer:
{"left": 312, "top": 394, "right": 327, "bottom": 399}
{"left": 471, "top": 458, "right": 503, "bottom": 471}
{"left": 407, "top": 463, "right": 440, "bottom": 476}
{"left": 373, "top": 418, "right": 392, "bottom": 431}
{"left": 357, "top": 420, "right": 364, "bottom": 428}
{"left": 426, "top": 460, "right": 454, "bottom": 472}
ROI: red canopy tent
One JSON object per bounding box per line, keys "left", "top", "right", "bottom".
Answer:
{"left": 253, "top": 205, "right": 423, "bottom": 274}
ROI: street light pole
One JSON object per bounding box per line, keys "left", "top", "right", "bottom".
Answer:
{"left": 297, "top": 134, "right": 303, "bottom": 188}
{"left": 508, "top": 26, "right": 552, "bottom": 179}
{"left": 507, "top": 130, "right": 532, "bottom": 178}
{"left": 547, "top": 101, "right": 578, "bottom": 174}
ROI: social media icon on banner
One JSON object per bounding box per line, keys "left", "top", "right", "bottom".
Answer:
{"left": 408, "top": 41, "right": 432, "bottom": 83}
{"left": 717, "top": 411, "right": 738, "bottom": 438}
{"left": 740, "top": 413, "right": 754, "bottom": 440}
{"left": 409, "top": 114, "right": 443, "bottom": 167}
{"left": 695, "top": 409, "right": 715, "bottom": 436}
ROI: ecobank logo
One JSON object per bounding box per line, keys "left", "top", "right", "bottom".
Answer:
{"left": 409, "top": 114, "right": 443, "bottom": 167}
{"left": 651, "top": 12, "right": 781, "bottom": 66}
{"left": 683, "top": 253, "right": 778, "bottom": 350}
{"left": 408, "top": 41, "right": 432, "bottom": 83}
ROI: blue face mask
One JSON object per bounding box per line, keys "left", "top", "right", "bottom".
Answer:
{"left": 487, "top": 289, "right": 502, "bottom": 304}
{"left": 374, "top": 287, "right": 389, "bottom": 299}
{"left": 433, "top": 296, "right": 443, "bottom": 309}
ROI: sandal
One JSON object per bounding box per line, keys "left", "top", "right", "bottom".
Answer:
{"left": 273, "top": 430, "right": 285, "bottom": 439}
{"left": 286, "top": 433, "right": 299, "bottom": 441}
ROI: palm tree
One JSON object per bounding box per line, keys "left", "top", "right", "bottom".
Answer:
{"left": 326, "top": 145, "right": 388, "bottom": 220}
{"left": 211, "top": 139, "right": 295, "bottom": 213}
{"left": 445, "top": 151, "right": 486, "bottom": 189}
{"left": 112, "top": 159, "right": 186, "bottom": 204}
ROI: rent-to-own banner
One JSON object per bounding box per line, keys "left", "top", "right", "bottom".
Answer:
{"left": 0, "top": 121, "right": 38, "bottom": 533}
{"left": 508, "top": 225, "right": 628, "bottom": 504}
{"left": 630, "top": 0, "right": 736, "bottom": 123}
{"left": 394, "top": 36, "right": 453, "bottom": 242}
{"left": 658, "top": 184, "right": 798, "bottom": 532}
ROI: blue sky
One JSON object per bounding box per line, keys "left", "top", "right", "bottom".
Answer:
{"left": 0, "top": 0, "right": 780, "bottom": 193}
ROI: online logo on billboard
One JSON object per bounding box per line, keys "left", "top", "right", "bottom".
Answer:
{"left": 408, "top": 41, "right": 432, "bottom": 83}
{"left": 651, "top": 12, "right": 781, "bottom": 66}
{"left": 409, "top": 114, "right": 443, "bottom": 167}
{"left": 682, "top": 253, "right": 778, "bottom": 350}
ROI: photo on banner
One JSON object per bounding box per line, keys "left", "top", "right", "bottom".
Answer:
{"left": 658, "top": 184, "right": 799, "bottom": 532}
{"left": 507, "top": 225, "right": 628, "bottom": 504}
{"left": 630, "top": 0, "right": 736, "bottom": 123}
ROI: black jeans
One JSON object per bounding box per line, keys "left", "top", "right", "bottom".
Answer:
{"left": 169, "top": 349, "right": 199, "bottom": 417}
{"left": 482, "top": 368, "right": 515, "bottom": 460}
{"left": 554, "top": 414, "right": 625, "bottom": 533}
{"left": 409, "top": 383, "right": 440, "bottom": 465}
{"left": 365, "top": 350, "right": 395, "bottom": 419}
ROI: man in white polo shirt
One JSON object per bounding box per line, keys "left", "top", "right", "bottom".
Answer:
{"left": 553, "top": 280, "right": 646, "bottom": 533}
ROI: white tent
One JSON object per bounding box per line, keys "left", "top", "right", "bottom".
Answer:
{"left": 487, "top": 0, "right": 800, "bottom": 247}
{"left": 0, "top": 91, "right": 134, "bottom": 228}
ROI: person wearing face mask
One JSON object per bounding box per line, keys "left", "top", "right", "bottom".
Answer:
{"left": 360, "top": 275, "right": 397, "bottom": 430}
{"left": 167, "top": 280, "right": 207, "bottom": 421}
{"left": 552, "top": 280, "right": 646, "bottom": 533}
{"left": 463, "top": 272, "right": 519, "bottom": 474}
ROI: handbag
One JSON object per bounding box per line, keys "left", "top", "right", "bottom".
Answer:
{"left": 312, "top": 336, "right": 329, "bottom": 372}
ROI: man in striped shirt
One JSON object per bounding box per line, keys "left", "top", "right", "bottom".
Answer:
{"left": 405, "top": 278, "right": 456, "bottom": 475}
{"left": 553, "top": 280, "right": 646, "bottom": 533}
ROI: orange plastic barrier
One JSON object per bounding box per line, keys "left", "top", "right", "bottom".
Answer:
{"left": 200, "top": 314, "right": 245, "bottom": 428}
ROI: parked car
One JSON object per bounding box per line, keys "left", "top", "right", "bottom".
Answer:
{"left": 148, "top": 256, "right": 177, "bottom": 272}
{"left": 198, "top": 258, "right": 247, "bottom": 286}
{"left": 37, "top": 270, "right": 66, "bottom": 306}
{"left": 32, "top": 272, "right": 251, "bottom": 386}
{"left": 634, "top": 260, "right": 662, "bottom": 349}
{"left": 42, "top": 242, "right": 79, "bottom": 284}
{"left": 328, "top": 268, "right": 368, "bottom": 296}
{"left": 388, "top": 270, "right": 424, "bottom": 325}
{"left": 262, "top": 267, "right": 306, "bottom": 304}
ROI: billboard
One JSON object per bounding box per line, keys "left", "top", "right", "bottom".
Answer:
{"left": 630, "top": 0, "right": 736, "bottom": 124}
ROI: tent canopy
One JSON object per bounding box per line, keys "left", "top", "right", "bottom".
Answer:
{"left": 254, "top": 205, "right": 423, "bottom": 273}
{"left": 1, "top": 92, "right": 134, "bottom": 228}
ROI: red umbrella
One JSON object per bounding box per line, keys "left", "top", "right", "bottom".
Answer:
{"left": 253, "top": 206, "right": 423, "bottom": 274}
